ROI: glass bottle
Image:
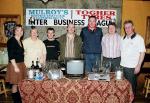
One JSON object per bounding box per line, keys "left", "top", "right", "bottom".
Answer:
{"left": 35, "top": 58, "right": 40, "bottom": 71}
{"left": 92, "top": 60, "right": 99, "bottom": 73}
{"left": 31, "top": 61, "right": 35, "bottom": 69}
{"left": 28, "top": 61, "right": 35, "bottom": 79}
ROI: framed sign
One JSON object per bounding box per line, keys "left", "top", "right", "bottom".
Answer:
{"left": 4, "top": 21, "right": 16, "bottom": 38}
{"left": 145, "top": 16, "right": 150, "bottom": 48}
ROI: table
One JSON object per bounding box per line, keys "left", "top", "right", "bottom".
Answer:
{"left": 18, "top": 75, "right": 134, "bottom": 103}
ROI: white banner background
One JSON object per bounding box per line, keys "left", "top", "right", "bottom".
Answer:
{"left": 26, "top": 9, "right": 117, "bottom": 27}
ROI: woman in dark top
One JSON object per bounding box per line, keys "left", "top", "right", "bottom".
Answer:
{"left": 6, "top": 24, "right": 26, "bottom": 103}
{"left": 43, "top": 27, "right": 60, "bottom": 60}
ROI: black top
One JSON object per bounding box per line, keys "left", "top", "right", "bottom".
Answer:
{"left": 7, "top": 37, "right": 24, "bottom": 63}
{"left": 43, "top": 39, "right": 60, "bottom": 60}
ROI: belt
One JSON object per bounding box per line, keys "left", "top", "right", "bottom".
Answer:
{"left": 103, "top": 57, "right": 120, "bottom": 60}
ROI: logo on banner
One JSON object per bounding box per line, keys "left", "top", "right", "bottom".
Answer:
{"left": 26, "top": 9, "right": 117, "bottom": 27}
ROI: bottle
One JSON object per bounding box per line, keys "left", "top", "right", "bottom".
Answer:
{"left": 31, "top": 61, "right": 35, "bottom": 69}
{"left": 39, "top": 64, "right": 42, "bottom": 72}
{"left": 35, "top": 58, "right": 40, "bottom": 70}
{"left": 28, "top": 61, "right": 35, "bottom": 79}
{"left": 60, "top": 62, "right": 66, "bottom": 75}
{"left": 92, "top": 61, "right": 98, "bottom": 73}
{"left": 34, "top": 58, "right": 40, "bottom": 80}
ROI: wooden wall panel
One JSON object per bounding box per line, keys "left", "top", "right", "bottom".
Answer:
{"left": 0, "top": 15, "right": 20, "bottom": 45}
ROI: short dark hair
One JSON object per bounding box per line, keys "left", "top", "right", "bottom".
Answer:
{"left": 88, "top": 16, "right": 97, "bottom": 21}
{"left": 30, "top": 26, "right": 37, "bottom": 32}
{"left": 108, "top": 22, "right": 117, "bottom": 28}
{"left": 124, "top": 20, "right": 134, "bottom": 26}
{"left": 14, "top": 24, "right": 22, "bottom": 31}
{"left": 108, "top": 22, "right": 117, "bottom": 33}
{"left": 47, "top": 27, "right": 55, "bottom": 33}
{"left": 31, "top": 26, "right": 36, "bottom": 29}
{"left": 123, "top": 20, "right": 135, "bottom": 35}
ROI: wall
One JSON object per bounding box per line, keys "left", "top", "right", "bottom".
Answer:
{"left": 0, "top": 0, "right": 23, "bottom": 44}
{"left": 0, "top": 0, "right": 149, "bottom": 40}
{"left": 121, "top": 0, "right": 150, "bottom": 89}
{"left": 0, "top": 0, "right": 23, "bottom": 24}
{"left": 23, "top": 0, "right": 122, "bottom": 40}
{"left": 121, "top": 0, "right": 150, "bottom": 40}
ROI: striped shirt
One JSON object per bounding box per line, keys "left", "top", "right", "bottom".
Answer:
{"left": 65, "top": 35, "right": 75, "bottom": 58}
{"left": 102, "top": 33, "right": 121, "bottom": 58}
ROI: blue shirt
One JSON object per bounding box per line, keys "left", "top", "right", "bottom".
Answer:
{"left": 80, "top": 27, "right": 103, "bottom": 54}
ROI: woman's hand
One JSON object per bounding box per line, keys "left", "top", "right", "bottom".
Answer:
{"left": 14, "top": 66, "right": 20, "bottom": 73}
{"left": 10, "top": 59, "right": 20, "bottom": 73}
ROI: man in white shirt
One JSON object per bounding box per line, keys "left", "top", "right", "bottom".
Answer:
{"left": 120, "top": 20, "right": 146, "bottom": 95}
{"left": 23, "top": 26, "right": 47, "bottom": 68}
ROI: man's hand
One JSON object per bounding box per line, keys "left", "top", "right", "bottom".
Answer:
{"left": 134, "top": 64, "right": 141, "bottom": 74}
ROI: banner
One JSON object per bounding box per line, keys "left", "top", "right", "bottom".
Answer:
{"left": 26, "top": 9, "right": 117, "bottom": 27}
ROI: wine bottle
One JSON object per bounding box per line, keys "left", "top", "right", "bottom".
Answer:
{"left": 35, "top": 58, "right": 40, "bottom": 70}
{"left": 31, "top": 61, "right": 35, "bottom": 69}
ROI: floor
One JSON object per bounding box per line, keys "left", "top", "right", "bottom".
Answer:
{"left": 134, "top": 90, "right": 150, "bottom": 103}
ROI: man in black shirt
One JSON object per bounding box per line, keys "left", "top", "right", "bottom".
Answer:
{"left": 43, "top": 27, "right": 60, "bottom": 61}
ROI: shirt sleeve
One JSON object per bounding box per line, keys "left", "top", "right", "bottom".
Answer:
{"left": 80, "top": 29, "right": 84, "bottom": 41}
{"left": 118, "top": 35, "right": 122, "bottom": 51}
{"left": 7, "top": 39, "right": 15, "bottom": 60}
{"left": 100, "top": 28, "right": 103, "bottom": 37}
{"left": 138, "top": 37, "right": 146, "bottom": 53}
{"left": 101, "top": 36, "right": 105, "bottom": 55}
{"left": 41, "top": 42, "right": 47, "bottom": 54}
{"left": 57, "top": 41, "right": 60, "bottom": 52}
{"left": 22, "top": 39, "right": 27, "bottom": 55}
{"left": 120, "top": 37, "right": 124, "bottom": 51}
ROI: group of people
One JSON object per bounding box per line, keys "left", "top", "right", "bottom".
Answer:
{"left": 5, "top": 16, "right": 145, "bottom": 103}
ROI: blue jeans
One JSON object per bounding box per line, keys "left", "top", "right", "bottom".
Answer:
{"left": 84, "top": 54, "right": 101, "bottom": 72}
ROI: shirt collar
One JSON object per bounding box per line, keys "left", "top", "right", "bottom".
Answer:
{"left": 88, "top": 25, "right": 97, "bottom": 32}
{"left": 123, "top": 33, "right": 136, "bottom": 39}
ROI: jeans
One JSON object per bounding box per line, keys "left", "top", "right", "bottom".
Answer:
{"left": 84, "top": 54, "right": 101, "bottom": 72}
{"left": 122, "top": 66, "right": 137, "bottom": 95}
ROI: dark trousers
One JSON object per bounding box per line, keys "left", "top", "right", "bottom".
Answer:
{"left": 102, "top": 57, "right": 121, "bottom": 72}
{"left": 122, "top": 67, "right": 137, "bottom": 95}
{"left": 12, "top": 91, "right": 22, "bottom": 103}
